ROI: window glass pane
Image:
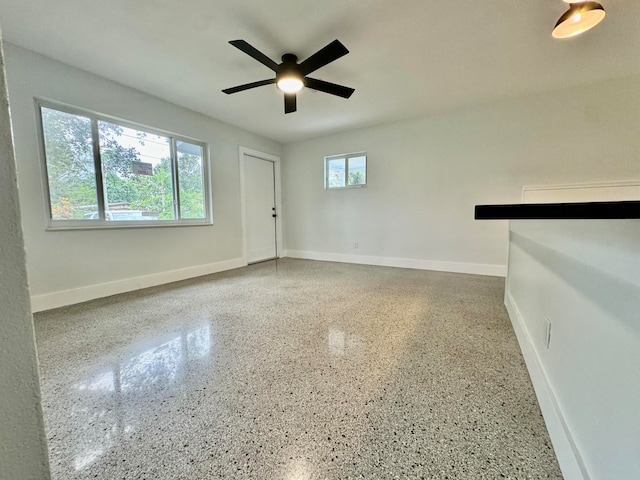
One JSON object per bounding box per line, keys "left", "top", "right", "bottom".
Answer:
{"left": 347, "top": 156, "right": 366, "bottom": 186}
{"left": 177, "top": 141, "right": 205, "bottom": 219}
{"left": 98, "top": 121, "right": 174, "bottom": 221}
{"left": 327, "top": 158, "right": 346, "bottom": 188}
{"left": 41, "top": 107, "right": 98, "bottom": 220}
{"left": 39, "top": 103, "right": 210, "bottom": 227}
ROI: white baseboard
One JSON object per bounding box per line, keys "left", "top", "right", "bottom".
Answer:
{"left": 504, "top": 290, "right": 589, "bottom": 480}
{"left": 30, "top": 257, "right": 246, "bottom": 312}
{"left": 286, "top": 250, "right": 507, "bottom": 277}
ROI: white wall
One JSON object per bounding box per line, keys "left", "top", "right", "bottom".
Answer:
{"left": 505, "top": 219, "right": 640, "bottom": 480}
{"left": 522, "top": 181, "right": 640, "bottom": 203}
{"left": 0, "top": 36, "right": 51, "bottom": 479}
{"left": 282, "top": 74, "right": 640, "bottom": 274}
{"left": 4, "top": 44, "right": 282, "bottom": 310}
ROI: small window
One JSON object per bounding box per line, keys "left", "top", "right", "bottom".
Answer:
{"left": 325, "top": 152, "right": 367, "bottom": 189}
{"left": 37, "top": 101, "right": 211, "bottom": 228}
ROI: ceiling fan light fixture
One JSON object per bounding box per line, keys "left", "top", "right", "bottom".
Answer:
{"left": 222, "top": 39, "right": 354, "bottom": 114}
{"left": 277, "top": 77, "right": 304, "bottom": 93}
{"left": 552, "top": 1, "right": 606, "bottom": 39}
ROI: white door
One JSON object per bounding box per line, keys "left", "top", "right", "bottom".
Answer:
{"left": 244, "top": 154, "right": 277, "bottom": 263}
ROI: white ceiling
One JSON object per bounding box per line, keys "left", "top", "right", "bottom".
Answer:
{"left": 1, "top": 0, "right": 639, "bottom": 143}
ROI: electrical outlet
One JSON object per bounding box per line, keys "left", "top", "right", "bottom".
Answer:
{"left": 354, "top": 241, "right": 359, "bottom": 249}
{"left": 544, "top": 316, "right": 552, "bottom": 349}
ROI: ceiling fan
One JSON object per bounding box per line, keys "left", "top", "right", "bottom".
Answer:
{"left": 222, "top": 39, "right": 355, "bottom": 114}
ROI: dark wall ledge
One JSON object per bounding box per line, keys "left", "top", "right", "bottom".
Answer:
{"left": 475, "top": 200, "right": 640, "bottom": 220}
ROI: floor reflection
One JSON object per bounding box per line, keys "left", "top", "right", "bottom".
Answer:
{"left": 284, "top": 457, "right": 313, "bottom": 480}
{"left": 70, "top": 324, "right": 211, "bottom": 471}
{"left": 327, "top": 327, "right": 363, "bottom": 356}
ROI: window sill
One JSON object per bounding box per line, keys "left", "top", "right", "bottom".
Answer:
{"left": 326, "top": 184, "right": 367, "bottom": 190}
{"left": 46, "top": 219, "right": 213, "bottom": 231}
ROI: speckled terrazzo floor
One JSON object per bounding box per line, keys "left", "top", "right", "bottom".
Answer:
{"left": 34, "top": 258, "right": 562, "bottom": 479}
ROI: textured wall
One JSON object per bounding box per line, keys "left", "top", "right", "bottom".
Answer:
{"left": 0, "top": 36, "right": 51, "bottom": 480}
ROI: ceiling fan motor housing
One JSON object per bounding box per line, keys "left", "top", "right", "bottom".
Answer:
{"left": 277, "top": 54, "right": 302, "bottom": 83}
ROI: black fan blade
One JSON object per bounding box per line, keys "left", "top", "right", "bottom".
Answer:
{"left": 298, "top": 40, "right": 349, "bottom": 76}
{"left": 284, "top": 93, "right": 297, "bottom": 114}
{"left": 304, "top": 77, "right": 354, "bottom": 99}
{"left": 229, "top": 40, "right": 279, "bottom": 71}
{"left": 222, "top": 78, "right": 275, "bottom": 94}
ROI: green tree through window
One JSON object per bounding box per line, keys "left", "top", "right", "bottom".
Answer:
{"left": 39, "top": 103, "right": 208, "bottom": 225}
{"left": 325, "top": 153, "right": 366, "bottom": 189}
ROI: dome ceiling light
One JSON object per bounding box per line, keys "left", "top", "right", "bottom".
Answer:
{"left": 553, "top": 0, "right": 606, "bottom": 39}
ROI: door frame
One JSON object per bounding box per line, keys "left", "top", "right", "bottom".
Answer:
{"left": 239, "top": 147, "right": 284, "bottom": 265}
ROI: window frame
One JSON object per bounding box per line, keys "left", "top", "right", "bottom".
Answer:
{"left": 324, "top": 152, "right": 367, "bottom": 190}
{"left": 35, "top": 98, "right": 212, "bottom": 230}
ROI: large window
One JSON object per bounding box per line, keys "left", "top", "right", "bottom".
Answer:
{"left": 37, "top": 101, "right": 210, "bottom": 228}
{"left": 325, "top": 152, "right": 367, "bottom": 189}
